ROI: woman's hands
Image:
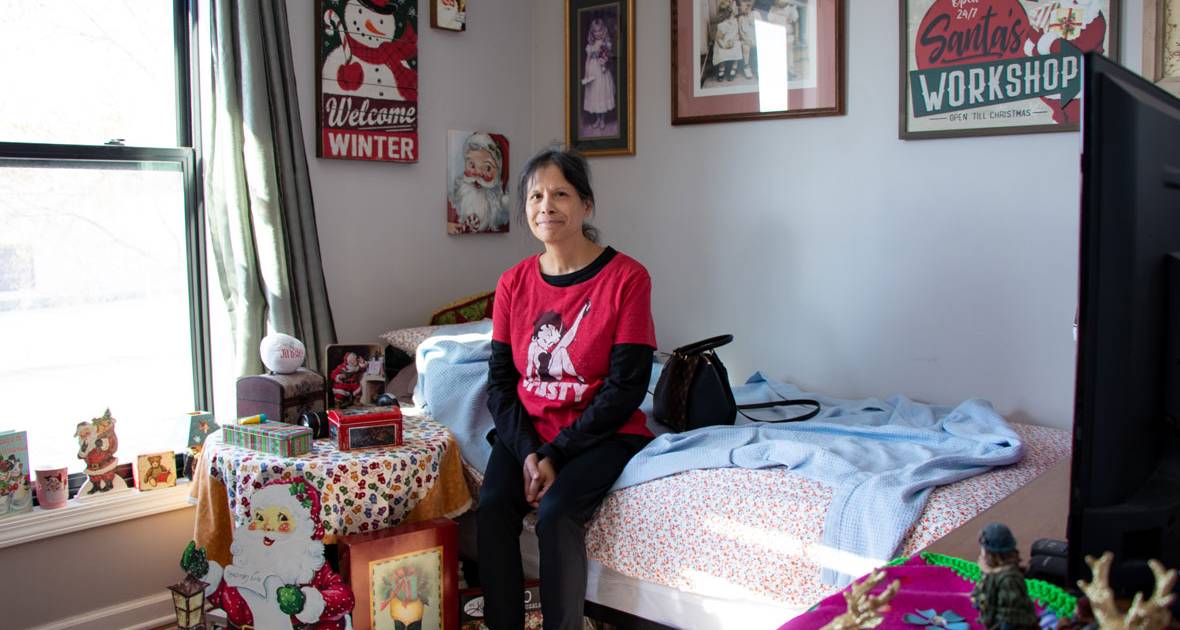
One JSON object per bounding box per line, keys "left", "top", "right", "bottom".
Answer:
{"left": 522, "top": 453, "right": 557, "bottom": 508}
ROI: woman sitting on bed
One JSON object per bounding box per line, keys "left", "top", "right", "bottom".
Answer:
{"left": 479, "top": 145, "right": 656, "bottom": 630}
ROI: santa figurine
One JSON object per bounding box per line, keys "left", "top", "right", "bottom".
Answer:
{"left": 184, "top": 478, "right": 355, "bottom": 629}
{"left": 74, "top": 409, "right": 128, "bottom": 498}
{"left": 321, "top": 0, "right": 417, "bottom": 102}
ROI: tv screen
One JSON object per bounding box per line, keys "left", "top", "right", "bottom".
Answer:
{"left": 1069, "top": 52, "right": 1180, "bottom": 597}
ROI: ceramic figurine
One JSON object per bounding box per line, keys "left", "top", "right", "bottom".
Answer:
{"left": 74, "top": 409, "right": 128, "bottom": 499}
{"left": 971, "top": 523, "right": 1039, "bottom": 630}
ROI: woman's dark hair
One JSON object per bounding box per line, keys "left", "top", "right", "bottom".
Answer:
{"left": 517, "top": 145, "right": 599, "bottom": 243}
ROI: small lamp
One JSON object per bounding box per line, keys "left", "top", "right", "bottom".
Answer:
{"left": 168, "top": 573, "right": 208, "bottom": 630}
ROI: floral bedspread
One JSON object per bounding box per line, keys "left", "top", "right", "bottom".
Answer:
{"left": 206, "top": 415, "right": 455, "bottom": 537}
{"left": 584, "top": 423, "right": 1071, "bottom": 609}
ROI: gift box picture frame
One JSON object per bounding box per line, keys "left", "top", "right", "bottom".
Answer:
{"left": 340, "top": 518, "right": 459, "bottom": 630}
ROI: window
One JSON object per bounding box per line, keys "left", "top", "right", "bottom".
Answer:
{"left": 0, "top": 1, "right": 209, "bottom": 473}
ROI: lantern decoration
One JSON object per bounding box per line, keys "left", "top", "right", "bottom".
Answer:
{"left": 168, "top": 573, "right": 208, "bottom": 630}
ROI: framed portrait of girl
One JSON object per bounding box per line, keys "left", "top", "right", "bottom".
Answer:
{"left": 565, "top": 0, "right": 635, "bottom": 156}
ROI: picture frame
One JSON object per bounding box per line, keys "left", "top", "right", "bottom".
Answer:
{"left": 899, "top": 0, "right": 1121, "bottom": 140}
{"left": 315, "top": 0, "right": 419, "bottom": 162}
{"left": 447, "top": 129, "right": 511, "bottom": 234}
{"left": 185, "top": 410, "right": 217, "bottom": 450}
{"left": 1143, "top": 0, "right": 1180, "bottom": 96}
{"left": 430, "top": 0, "right": 467, "bottom": 32}
{"left": 324, "top": 343, "right": 385, "bottom": 409}
{"left": 340, "top": 518, "right": 459, "bottom": 630}
{"left": 565, "top": 0, "right": 636, "bottom": 156}
{"left": 671, "top": 0, "right": 845, "bottom": 125}
{"left": 133, "top": 451, "right": 177, "bottom": 491}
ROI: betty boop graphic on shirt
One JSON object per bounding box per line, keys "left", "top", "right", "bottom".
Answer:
{"left": 527, "top": 300, "right": 590, "bottom": 383}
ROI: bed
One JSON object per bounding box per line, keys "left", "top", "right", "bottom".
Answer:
{"left": 382, "top": 322, "right": 1073, "bottom": 630}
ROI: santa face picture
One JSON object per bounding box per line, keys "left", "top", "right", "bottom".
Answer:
{"left": 902, "top": 0, "right": 1116, "bottom": 138}
{"left": 431, "top": 0, "right": 466, "bottom": 31}
{"left": 317, "top": 0, "right": 419, "bottom": 162}
{"left": 447, "top": 130, "right": 511, "bottom": 234}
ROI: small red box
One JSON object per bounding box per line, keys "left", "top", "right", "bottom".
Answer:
{"left": 327, "top": 406, "right": 403, "bottom": 451}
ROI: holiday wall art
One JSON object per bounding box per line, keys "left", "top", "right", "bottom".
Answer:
{"left": 447, "top": 130, "right": 510, "bottom": 234}
{"left": 900, "top": 0, "right": 1120, "bottom": 139}
{"left": 317, "top": 0, "right": 419, "bottom": 162}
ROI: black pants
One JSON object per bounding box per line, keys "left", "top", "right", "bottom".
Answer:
{"left": 477, "top": 435, "right": 647, "bottom": 630}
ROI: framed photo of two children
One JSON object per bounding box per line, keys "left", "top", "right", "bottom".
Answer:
{"left": 565, "top": 0, "right": 636, "bottom": 156}
{"left": 671, "top": 0, "right": 845, "bottom": 125}
{"left": 899, "top": 0, "right": 1120, "bottom": 140}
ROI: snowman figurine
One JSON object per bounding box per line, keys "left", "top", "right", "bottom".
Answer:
{"left": 321, "top": 0, "right": 417, "bottom": 103}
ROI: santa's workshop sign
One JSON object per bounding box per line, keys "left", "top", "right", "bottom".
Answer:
{"left": 900, "top": 0, "right": 1119, "bottom": 139}
{"left": 317, "top": 0, "right": 419, "bottom": 162}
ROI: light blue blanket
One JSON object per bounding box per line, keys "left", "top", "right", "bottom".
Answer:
{"left": 611, "top": 372, "right": 1024, "bottom": 586}
{"left": 413, "top": 320, "right": 496, "bottom": 474}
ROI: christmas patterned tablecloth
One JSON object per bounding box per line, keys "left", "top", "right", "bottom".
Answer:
{"left": 190, "top": 413, "right": 472, "bottom": 565}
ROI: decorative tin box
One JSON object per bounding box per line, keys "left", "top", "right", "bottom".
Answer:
{"left": 327, "top": 406, "right": 403, "bottom": 451}
{"left": 236, "top": 367, "right": 326, "bottom": 425}
{"left": 221, "top": 421, "right": 313, "bottom": 457}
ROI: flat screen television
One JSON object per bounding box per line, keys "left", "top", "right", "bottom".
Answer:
{"left": 1069, "top": 51, "right": 1180, "bottom": 598}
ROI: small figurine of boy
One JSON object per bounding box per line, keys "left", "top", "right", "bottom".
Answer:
{"left": 971, "top": 522, "right": 1040, "bottom": 630}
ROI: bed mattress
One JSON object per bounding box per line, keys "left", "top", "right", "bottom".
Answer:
{"left": 509, "top": 422, "right": 1070, "bottom": 629}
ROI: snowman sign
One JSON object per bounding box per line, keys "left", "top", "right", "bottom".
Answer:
{"left": 317, "top": 0, "right": 419, "bottom": 162}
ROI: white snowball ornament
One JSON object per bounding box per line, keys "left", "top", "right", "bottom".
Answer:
{"left": 260, "top": 333, "right": 306, "bottom": 374}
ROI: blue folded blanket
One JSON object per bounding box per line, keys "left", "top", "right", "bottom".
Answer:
{"left": 413, "top": 320, "right": 496, "bottom": 474}
{"left": 612, "top": 372, "right": 1024, "bottom": 586}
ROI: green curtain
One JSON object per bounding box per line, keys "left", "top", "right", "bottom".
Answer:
{"left": 204, "top": 0, "right": 336, "bottom": 375}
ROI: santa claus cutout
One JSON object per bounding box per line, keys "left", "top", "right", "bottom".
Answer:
{"left": 194, "top": 478, "right": 355, "bottom": 629}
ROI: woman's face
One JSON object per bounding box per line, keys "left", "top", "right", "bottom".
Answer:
{"left": 525, "top": 163, "right": 592, "bottom": 247}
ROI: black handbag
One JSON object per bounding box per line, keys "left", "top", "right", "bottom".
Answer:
{"left": 652, "top": 334, "right": 821, "bottom": 432}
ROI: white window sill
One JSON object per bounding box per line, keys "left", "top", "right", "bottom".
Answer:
{"left": 0, "top": 482, "right": 193, "bottom": 549}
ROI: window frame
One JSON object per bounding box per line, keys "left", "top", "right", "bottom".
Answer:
{"left": 0, "top": 0, "right": 209, "bottom": 539}
{"left": 0, "top": 0, "right": 210, "bottom": 413}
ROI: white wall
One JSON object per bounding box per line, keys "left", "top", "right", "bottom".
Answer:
{"left": 531, "top": 1, "right": 1143, "bottom": 430}
{"left": 291, "top": 0, "right": 539, "bottom": 341}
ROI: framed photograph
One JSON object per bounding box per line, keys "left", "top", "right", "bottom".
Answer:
{"left": 900, "top": 0, "right": 1120, "bottom": 140}
{"left": 316, "top": 0, "right": 419, "bottom": 162}
{"left": 431, "top": 0, "right": 467, "bottom": 31}
{"left": 671, "top": 0, "right": 844, "bottom": 125}
{"left": 447, "top": 130, "right": 511, "bottom": 234}
{"left": 565, "top": 0, "right": 636, "bottom": 156}
{"left": 340, "top": 518, "right": 459, "bottom": 630}
{"left": 1143, "top": 0, "right": 1180, "bottom": 96}
{"left": 325, "top": 343, "right": 384, "bottom": 409}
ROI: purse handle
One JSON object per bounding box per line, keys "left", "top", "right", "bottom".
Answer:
{"left": 672, "top": 334, "right": 734, "bottom": 356}
{"left": 737, "top": 399, "right": 821, "bottom": 423}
